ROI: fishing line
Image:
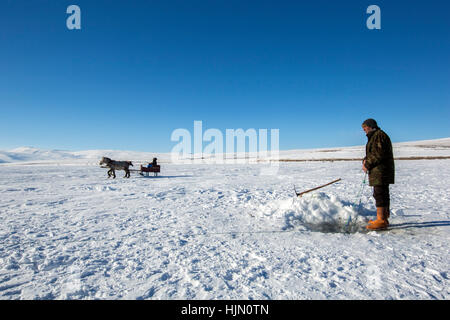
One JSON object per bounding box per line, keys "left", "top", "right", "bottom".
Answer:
{"left": 345, "top": 172, "right": 368, "bottom": 230}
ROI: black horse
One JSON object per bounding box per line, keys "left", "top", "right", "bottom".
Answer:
{"left": 99, "top": 157, "right": 133, "bottom": 178}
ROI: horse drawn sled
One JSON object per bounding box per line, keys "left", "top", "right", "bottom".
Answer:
{"left": 99, "top": 157, "right": 160, "bottom": 178}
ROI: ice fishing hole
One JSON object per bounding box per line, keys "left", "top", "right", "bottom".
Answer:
{"left": 301, "top": 221, "right": 363, "bottom": 234}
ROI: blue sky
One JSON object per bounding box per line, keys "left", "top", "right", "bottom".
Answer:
{"left": 0, "top": 0, "right": 449, "bottom": 152}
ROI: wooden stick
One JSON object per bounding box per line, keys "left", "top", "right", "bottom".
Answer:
{"left": 295, "top": 178, "right": 342, "bottom": 197}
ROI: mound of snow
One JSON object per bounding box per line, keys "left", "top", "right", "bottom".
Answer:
{"left": 259, "top": 193, "right": 366, "bottom": 233}
{"left": 293, "top": 192, "right": 360, "bottom": 222}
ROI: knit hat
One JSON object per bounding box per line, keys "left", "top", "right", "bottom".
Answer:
{"left": 362, "top": 118, "right": 379, "bottom": 129}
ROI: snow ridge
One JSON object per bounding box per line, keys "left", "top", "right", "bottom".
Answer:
{"left": 1, "top": 137, "right": 449, "bottom": 165}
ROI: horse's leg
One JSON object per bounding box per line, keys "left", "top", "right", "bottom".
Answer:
{"left": 112, "top": 169, "right": 116, "bottom": 179}
{"left": 125, "top": 168, "right": 130, "bottom": 178}
{"left": 107, "top": 169, "right": 112, "bottom": 178}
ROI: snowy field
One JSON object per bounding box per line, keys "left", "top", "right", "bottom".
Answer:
{"left": 0, "top": 159, "right": 449, "bottom": 300}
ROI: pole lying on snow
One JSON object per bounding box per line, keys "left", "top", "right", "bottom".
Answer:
{"left": 295, "top": 178, "right": 342, "bottom": 197}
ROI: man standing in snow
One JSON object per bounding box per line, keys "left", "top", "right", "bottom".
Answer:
{"left": 362, "top": 119, "right": 395, "bottom": 230}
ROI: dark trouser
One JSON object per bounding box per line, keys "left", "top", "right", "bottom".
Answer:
{"left": 373, "top": 185, "right": 390, "bottom": 208}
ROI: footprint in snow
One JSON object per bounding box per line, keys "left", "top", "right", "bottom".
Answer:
{"left": 137, "top": 286, "right": 157, "bottom": 299}
{"left": 160, "top": 273, "right": 171, "bottom": 281}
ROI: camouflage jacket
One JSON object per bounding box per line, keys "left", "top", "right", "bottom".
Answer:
{"left": 364, "top": 129, "right": 395, "bottom": 186}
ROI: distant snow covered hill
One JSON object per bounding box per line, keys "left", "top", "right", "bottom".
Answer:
{"left": 277, "top": 137, "right": 450, "bottom": 161}
{"left": 0, "top": 137, "right": 449, "bottom": 165}
{"left": 0, "top": 148, "right": 167, "bottom": 165}
{"left": 0, "top": 147, "right": 81, "bottom": 164}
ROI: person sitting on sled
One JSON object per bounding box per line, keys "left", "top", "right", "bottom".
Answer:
{"left": 362, "top": 119, "right": 395, "bottom": 230}
{"left": 147, "top": 158, "right": 157, "bottom": 168}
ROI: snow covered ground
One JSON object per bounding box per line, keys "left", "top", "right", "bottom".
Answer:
{"left": 0, "top": 139, "right": 449, "bottom": 299}
{"left": 0, "top": 154, "right": 449, "bottom": 299}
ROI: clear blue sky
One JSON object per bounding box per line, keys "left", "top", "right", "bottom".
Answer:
{"left": 0, "top": 0, "right": 449, "bottom": 152}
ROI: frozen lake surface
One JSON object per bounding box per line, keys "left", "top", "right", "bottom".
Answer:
{"left": 0, "top": 160, "right": 449, "bottom": 299}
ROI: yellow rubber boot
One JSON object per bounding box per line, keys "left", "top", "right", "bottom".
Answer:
{"left": 368, "top": 207, "right": 390, "bottom": 226}
{"left": 366, "top": 207, "right": 389, "bottom": 230}
{"left": 368, "top": 207, "right": 382, "bottom": 224}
